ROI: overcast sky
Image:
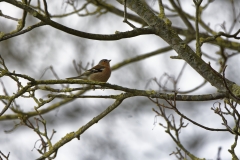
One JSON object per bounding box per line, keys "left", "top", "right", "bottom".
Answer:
{"left": 0, "top": 0, "right": 240, "bottom": 159}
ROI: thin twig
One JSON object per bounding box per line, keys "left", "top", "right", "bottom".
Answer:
{"left": 123, "top": 0, "right": 136, "bottom": 28}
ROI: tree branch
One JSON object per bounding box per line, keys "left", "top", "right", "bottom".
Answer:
{"left": 37, "top": 94, "right": 127, "bottom": 160}
{"left": 116, "top": 0, "right": 240, "bottom": 103}
{"left": 2, "top": 0, "right": 155, "bottom": 41}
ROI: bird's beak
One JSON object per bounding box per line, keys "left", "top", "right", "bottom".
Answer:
{"left": 108, "top": 60, "right": 111, "bottom": 62}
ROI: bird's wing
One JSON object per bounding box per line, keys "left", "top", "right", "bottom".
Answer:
{"left": 84, "top": 65, "right": 105, "bottom": 75}
{"left": 66, "top": 65, "right": 105, "bottom": 79}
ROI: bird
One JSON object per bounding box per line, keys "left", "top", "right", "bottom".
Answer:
{"left": 67, "top": 59, "right": 111, "bottom": 82}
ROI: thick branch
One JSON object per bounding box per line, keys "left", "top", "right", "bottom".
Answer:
{"left": 116, "top": 0, "right": 240, "bottom": 102}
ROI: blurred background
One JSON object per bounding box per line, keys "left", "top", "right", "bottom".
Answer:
{"left": 0, "top": 0, "right": 240, "bottom": 159}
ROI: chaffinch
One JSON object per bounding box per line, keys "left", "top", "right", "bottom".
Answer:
{"left": 67, "top": 59, "right": 111, "bottom": 82}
